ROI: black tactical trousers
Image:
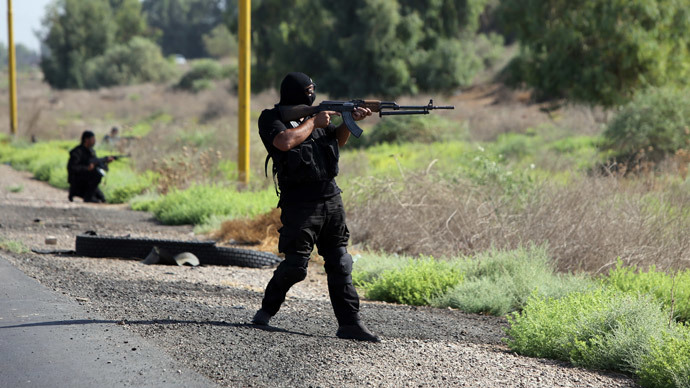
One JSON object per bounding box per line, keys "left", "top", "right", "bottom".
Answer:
{"left": 69, "top": 172, "right": 105, "bottom": 203}
{"left": 260, "top": 194, "right": 361, "bottom": 325}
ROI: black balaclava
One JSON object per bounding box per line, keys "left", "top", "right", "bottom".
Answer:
{"left": 278, "top": 72, "right": 315, "bottom": 106}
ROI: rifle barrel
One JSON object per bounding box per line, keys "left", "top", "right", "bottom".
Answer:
{"left": 380, "top": 111, "right": 430, "bottom": 116}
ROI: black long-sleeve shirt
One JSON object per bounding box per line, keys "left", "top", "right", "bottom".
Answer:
{"left": 67, "top": 144, "right": 96, "bottom": 184}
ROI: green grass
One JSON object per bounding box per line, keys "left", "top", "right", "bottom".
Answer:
{"left": 6, "top": 184, "right": 23, "bottom": 193}
{"left": 149, "top": 184, "right": 276, "bottom": 225}
{"left": 507, "top": 289, "right": 690, "bottom": 387}
{"left": 507, "top": 288, "right": 669, "bottom": 371}
{"left": 0, "top": 238, "right": 30, "bottom": 254}
{"left": 356, "top": 256, "right": 463, "bottom": 306}
{"left": 101, "top": 167, "right": 158, "bottom": 204}
{"left": 432, "top": 245, "right": 597, "bottom": 316}
{"left": 353, "top": 245, "right": 596, "bottom": 313}
{"left": 635, "top": 326, "right": 690, "bottom": 388}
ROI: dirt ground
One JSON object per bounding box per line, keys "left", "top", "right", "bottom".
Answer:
{"left": 0, "top": 164, "right": 638, "bottom": 387}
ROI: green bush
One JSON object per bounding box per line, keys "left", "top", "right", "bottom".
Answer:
{"left": 150, "top": 184, "right": 276, "bottom": 225}
{"left": 175, "top": 59, "right": 224, "bottom": 92}
{"left": 359, "top": 257, "right": 463, "bottom": 306}
{"left": 601, "top": 87, "right": 690, "bottom": 165}
{"left": 101, "top": 167, "right": 157, "bottom": 204}
{"left": 352, "top": 252, "right": 413, "bottom": 287}
{"left": 497, "top": 0, "right": 690, "bottom": 106}
{"left": 636, "top": 326, "right": 690, "bottom": 388}
{"left": 362, "top": 115, "right": 466, "bottom": 147}
{"left": 129, "top": 192, "right": 161, "bottom": 212}
{"left": 84, "top": 37, "right": 176, "bottom": 88}
{"left": 433, "top": 246, "right": 596, "bottom": 316}
{"left": 604, "top": 260, "right": 690, "bottom": 322}
{"left": 507, "top": 288, "right": 671, "bottom": 372}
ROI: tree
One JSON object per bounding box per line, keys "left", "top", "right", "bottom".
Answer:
{"left": 84, "top": 37, "right": 176, "bottom": 89}
{"left": 249, "top": 0, "right": 494, "bottom": 97}
{"left": 142, "top": 0, "right": 223, "bottom": 59}
{"left": 497, "top": 0, "right": 690, "bottom": 106}
{"left": 202, "top": 24, "right": 237, "bottom": 59}
{"left": 40, "top": 0, "right": 116, "bottom": 89}
{"left": 1, "top": 43, "right": 40, "bottom": 70}
{"left": 110, "top": 0, "right": 149, "bottom": 44}
{"left": 15, "top": 44, "right": 41, "bottom": 69}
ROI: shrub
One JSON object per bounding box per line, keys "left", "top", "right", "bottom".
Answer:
{"left": 432, "top": 245, "right": 596, "bottom": 316}
{"left": 507, "top": 288, "right": 670, "bottom": 372}
{"left": 601, "top": 87, "right": 690, "bottom": 166}
{"left": 604, "top": 259, "right": 690, "bottom": 322}
{"left": 150, "top": 184, "right": 275, "bottom": 225}
{"left": 352, "top": 252, "right": 414, "bottom": 287}
{"left": 129, "top": 192, "right": 161, "bottom": 212}
{"left": 175, "top": 59, "right": 224, "bottom": 92}
{"left": 635, "top": 326, "right": 690, "bottom": 388}
{"left": 84, "top": 37, "right": 176, "bottom": 89}
{"left": 101, "top": 167, "right": 157, "bottom": 204}
{"left": 360, "top": 257, "right": 463, "bottom": 306}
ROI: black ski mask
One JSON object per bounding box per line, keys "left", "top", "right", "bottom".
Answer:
{"left": 279, "top": 72, "right": 316, "bottom": 106}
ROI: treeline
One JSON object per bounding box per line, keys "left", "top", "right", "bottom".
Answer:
{"left": 36, "top": 0, "right": 690, "bottom": 106}
{"left": 0, "top": 42, "right": 40, "bottom": 70}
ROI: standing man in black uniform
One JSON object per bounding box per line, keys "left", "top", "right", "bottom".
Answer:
{"left": 252, "top": 72, "right": 379, "bottom": 342}
{"left": 67, "top": 130, "right": 113, "bottom": 203}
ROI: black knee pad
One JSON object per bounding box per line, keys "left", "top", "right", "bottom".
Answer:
{"left": 323, "top": 247, "right": 353, "bottom": 286}
{"left": 276, "top": 254, "right": 309, "bottom": 284}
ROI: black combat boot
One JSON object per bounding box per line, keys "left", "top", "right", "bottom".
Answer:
{"left": 251, "top": 309, "right": 271, "bottom": 326}
{"left": 336, "top": 321, "right": 380, "bottom": 342}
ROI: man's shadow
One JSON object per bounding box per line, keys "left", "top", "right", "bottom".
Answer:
{"left": 0, "top": 318, "right": 324, "bottom": 338}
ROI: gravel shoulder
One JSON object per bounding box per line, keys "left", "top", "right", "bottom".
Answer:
{"left": 0, "top": 164, "right": 639, "bottom": 387}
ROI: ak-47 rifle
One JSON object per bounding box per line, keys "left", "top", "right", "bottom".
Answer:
{"left": 91, "top": 154, "right": 128, "bottom": 177}
{"left": 277, "top": 99, "right": 455, "bottom": 138}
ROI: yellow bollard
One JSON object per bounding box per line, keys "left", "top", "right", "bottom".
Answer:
{"left": 7, "top": 0, "right": 18, "bottom": 135}
{"left": 237, "top": 0, "right": 251, "bottom": 184}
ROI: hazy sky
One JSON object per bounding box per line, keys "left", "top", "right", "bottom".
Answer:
{"left": 0, "top": 0, "right": 54, "bottom": 52}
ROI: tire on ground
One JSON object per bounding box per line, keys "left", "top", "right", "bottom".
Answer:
{"left": 75, "top": 234, "right": 281, "bottom": 268}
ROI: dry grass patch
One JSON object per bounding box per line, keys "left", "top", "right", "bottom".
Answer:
{"left": 347, "top": 169, "right": 690, "bottom": 273}
{"left": 213, "top": 208, "right": 281, "bottom": 254}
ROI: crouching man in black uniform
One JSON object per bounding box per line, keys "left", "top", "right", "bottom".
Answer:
{"left": 67, "top": 130, "right": 113, "bottom": 203}
{"left": 252, "top": 72, "right": 379, "bottom": 342}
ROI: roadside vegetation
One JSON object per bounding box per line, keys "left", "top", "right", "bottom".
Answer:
{"left": 3, "top": 85, "right": 690, "bottom": 388}
{"left": 3, "top": 0, "right": 690, "bottom": 386}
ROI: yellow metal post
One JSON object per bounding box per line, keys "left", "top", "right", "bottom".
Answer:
{"left": 238, "top": 0, "right": 251, "bottom": 184}
{"left": 7, "top": 0, "right": 18, "bottom": 135}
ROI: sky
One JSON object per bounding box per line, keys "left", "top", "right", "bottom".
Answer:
{"left": 0, "top": 0, "right": 53, "bottom": 52}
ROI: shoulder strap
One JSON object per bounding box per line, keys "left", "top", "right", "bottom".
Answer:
{"left": 264, "top": 154, "right": 280, "bottom": 197}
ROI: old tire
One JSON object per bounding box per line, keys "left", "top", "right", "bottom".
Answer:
{"left": 75, "top": 234, "right": 281, "bottom": 268}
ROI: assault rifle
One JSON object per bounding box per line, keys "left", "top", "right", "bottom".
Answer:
{"left": 277, "top": 99, "right": 454, "bottom": 138}
{"left": 91, "top": 154, "right": 128, "bottom": 177}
